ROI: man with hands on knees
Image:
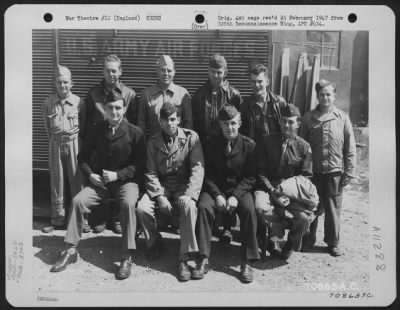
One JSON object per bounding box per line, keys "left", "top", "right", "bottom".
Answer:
{"left": 195, "top": 105, "right": 260, "bottom": 283}
{"left": 136, "top": 102, "right": 204, "bottom": 282}
{"left": 50, "top": 90, "right": 146, "bottom": 280}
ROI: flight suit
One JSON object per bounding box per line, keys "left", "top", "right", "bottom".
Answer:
{"left": 136, "top": 127, "right": 204, "bottom": 260}
{"left": 42, "top": 92, "right": 83, "bottom": 226}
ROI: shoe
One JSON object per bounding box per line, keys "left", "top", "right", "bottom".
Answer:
{"left": 93, "top": 222, "right": 106, "bottom": 233}
{"left": 116, "top": 259, "right": 132, "bottom": 280}
{"left": 267, "top": 241, "right": 281, "bottom": 258}
{"left": 240, "top": 263, "right": 253, "bottom": 283}
{"left": 178, "top": 261, "right": 191, "bottom": 282}
{"left": 328, "top": 246, "right": 343, "bottom": 257}
{"left": 112, "top": 221, "right": 122, "bottom": 234}
{"left": 220, "top": 229, "right": 233, "bottom": 244}
{"left": 146, "top": 233, "right": 164, "bottom": 261}
{"left": 82, "top": 223, "right": 92, "bottom": 233}
{"left": 281, "top": 242, "right": 294, "bottom": 260}
{"left": 42, "top": 224, "right": 65, "bottom": 233}
{"left": 50, "top": 250, "right": 78, "bottom": 272}
{"left": 191, "top": 257, "right": 209, "bottom": 280}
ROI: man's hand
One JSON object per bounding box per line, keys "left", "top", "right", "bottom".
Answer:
{"left": 89, "top": 173, "right": 106, "bottom": 189}
{"left": 177, "top": 195, "right": 192, "bottom": 208}
{"left": 226, "top": 196, "right": 238, "bottom": 213}
{"left": 340, "top": 175, "right": 351, "bottom": 188}
{"left": 215, "top": 195, "right": 227, "bottom": 212}
{"left": 157, "top": 195, "right": 173, "bottom": 215}
{"left": 102, "top": 170, "right": 118, "bottom": 183}
{"left": 270, "top": 190, "right": 286, "bottom": 208}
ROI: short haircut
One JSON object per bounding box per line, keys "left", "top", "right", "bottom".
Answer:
{"left": 249, "top": 63, "right": 269, "bottom": 77}
{"left": 105, "top": 90, "right": 126, "bottom": 107}
{"left": 160, "top": 102, "right": 181, "bottom": 119}
{"left": 103, "top": 54, "right": 122, "bottom": 69}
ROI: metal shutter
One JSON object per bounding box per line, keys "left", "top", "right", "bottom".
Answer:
{"left": 33, "top": 29, "right": 269, "bottom": 170}
{"left": 32, "top": 29, "right": 57, "bottom": 170}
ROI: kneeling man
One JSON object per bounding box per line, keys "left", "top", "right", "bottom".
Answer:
{"left": 50, "top": 91, "right": 146, "bottom": 280}
{"left": 255, "top": 104, "right": 317, "bottom": 260}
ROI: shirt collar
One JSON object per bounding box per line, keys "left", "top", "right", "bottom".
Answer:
{"left": 108, "top": 118, "right": 123, "bottom": 130}
{"left": 51, "top": 92, "right": 75, "bottom": 106}
{"left": 312, "top": 104, "right": 341, "bottom": 121}
{"left": 101, "top": 79, "right": 123, "bottom": 93}
{"left": 207, "top": 79, "right": 230, "bottom": 92}
{"left": 152, "top": 82, "right": 177, "bottom": 95}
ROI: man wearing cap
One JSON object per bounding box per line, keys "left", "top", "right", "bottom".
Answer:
{"left": 137, "top": 55, "right": 193, "bottom": 139}
{"left": 79, "top": 54, "right": 139, "bottom": 234}
{"left": 195, "top": 105, "right": 260, "bottom": 283}
{"left": 240, "top": 63, "right": 288, "bottom": 141}
{"left": 136, "top": 102, "right": 204, "bottom": 282}
{"left": 192, "top": 54, "right": 243, "bottom": 244}
{"left": 300, "top": 80, "right": 356, "bottom": 257}
{"left": 41, "top": 65, "right": 84, "bottom": 233}
{"left": 240, "top": 63, "right": 288, "bottom": 256}
{"left": 255, "top": 103, "right": 316, "bottom": 260}
{"left": 50, "top": 90, "right": 146, "bottom": 280}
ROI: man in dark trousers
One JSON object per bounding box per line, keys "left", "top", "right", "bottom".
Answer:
{"left": 240, "top": 62, "right": 288, "bottom": 257}
{"left": 255, "top": 104, "right": 316, "bottom": 260}
{"left": 300, "top": 80, "right": 356, "bottom": 256}
{"left": 79, "top": 54, "right": 139, "bottom": 234}
{"left": 50, "top": 91, "right": 146, "bottom": 280}
{"left": 195, "top": 105, "right": 260, "bottom": 283}
{"left": 192, "top": 54, "right": 243, "bottom": 244}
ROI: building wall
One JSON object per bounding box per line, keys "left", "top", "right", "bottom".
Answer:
{"left": 270, "top": 30, "right": 368, "bottom": 124}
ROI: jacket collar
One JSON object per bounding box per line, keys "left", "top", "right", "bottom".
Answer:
{"left": 101, "top": 79, "right": 124, "bottom": 94}
{"left": 151, "top": 82, "right": 178, "bottom": 96}
{"left": 248, "top": 91, "right": 276, "bottom": 107}
{"left": 205, "top": 79, "right": 230, "bottom": 92}
{"left": 104, "top": 118, "right": 128, "bottom": 141}
{"left": 311, "top": 104, "right": 341, "bottom": 122}
{"left": 154, "top": 127, "right": 187, "bottom": 155}
{"left": 221, "top": 134, "right": 243, "bottom": 158}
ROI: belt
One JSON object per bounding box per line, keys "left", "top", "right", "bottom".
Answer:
{"left": 56, "top": 133, "right": 78, "bottom": 143}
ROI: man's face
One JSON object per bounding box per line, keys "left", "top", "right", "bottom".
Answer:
{"left": 104, "top": 99, "right": 126, "bottom": 125}
{"left": 250, "top": 72, "right": 269, "bottom": 97}
{"left": 280, "top": 116, "right": 300, "bottom": 138}
{"left": 160, "top": 112, "right": 180, "bottom": 136}
{"left": 317, "top": 85, "right": 336, "bottom": 108}
{"left": 103, "top": 61, "right": 122, "bottom": 86}
{"left": 208, "top": 67, "right": 226, "bottom": 87}
{"left": 157, "top": 63, "right": 175, "bottom": 87}
{"left": 219, "top": 115, "right": 241, "bottom": 141}
{"left": 55, "top": 75, "right": 73, "bottom": 98}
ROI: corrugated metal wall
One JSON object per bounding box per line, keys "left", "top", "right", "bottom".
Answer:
{"left": 33, "top": 29, "right": 269, "bottom": 170}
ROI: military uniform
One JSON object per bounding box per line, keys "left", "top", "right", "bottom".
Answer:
{"left": 197, "top": 133, "right": 260, "bottom": 261}
{"left": 64, "top": 118, "right": 146, "bottom": 255}
{"left": 192, "top": 80, "right": 242, "bottom": 141}
{"left": 255, "top": 133, "right": 314, "bottom": 252}
{"left": 42, "top": 92, "right": 83, "bottom": 226}
{"left": 136, "top": 127, "right": 204, "bottom": 260}
{"left": 240, "top": 91, "right": 287, "bottom": 141}
{"left": 79, "top": 79, "right": 138, "bottom": 140}
{"left": 137, "top": 82, "right": 193, "bottom": 138}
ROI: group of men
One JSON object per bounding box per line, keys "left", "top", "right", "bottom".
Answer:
{"left": 42, "top": 53, "right": 356, "bottom": 283}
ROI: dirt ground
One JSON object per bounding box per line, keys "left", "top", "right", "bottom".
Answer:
{"left": 32, "top": 144, "right": 370, "bottom": 295}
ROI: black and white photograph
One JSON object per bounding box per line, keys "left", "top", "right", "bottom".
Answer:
{"left": 4, "top": 4, "right": 396, "bottom": 307}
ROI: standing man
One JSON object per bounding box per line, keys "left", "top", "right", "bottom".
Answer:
{"left": 240, "top": 62, "right": 288, "bottom": 255}
{"left": 192, "top": 53, "right": 243, "bottom": 244}
{"left": 79, "top": 54, "right": 139, "bottom": 234}
{"left": 300, "top": 80, "right": 356, "bottom": 256}
{"left": 41, "top": 65, "right": 83, "bottom": 233}
{"left": 138, "top": 55, "right": 193, "bottom": 139}
{"left": 240, "top": 63, "right": 287, "bottom": 141}
{"left": 255, "top": 104, "right": 317, "bottom": 260}
{"left": 195, "top": 106, "right": 260, "bottom": 283}
{"left": 50, "top": 91, "right": 146, "bottom": 280}
{"left": 136, "top": 102, "right": 204, "bottom": 282}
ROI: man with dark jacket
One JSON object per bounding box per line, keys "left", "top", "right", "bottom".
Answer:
{"left": 50, "top": 91, "right": 146, "bottom": 280}
{"left": 195, "top": 105, "right": 260, "bottom": 283}
{"left": 240, "top": 62, "right": 288, "bottom": 256}
{"left": 192, "top": 54, "right": 243, "bottom": 244}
